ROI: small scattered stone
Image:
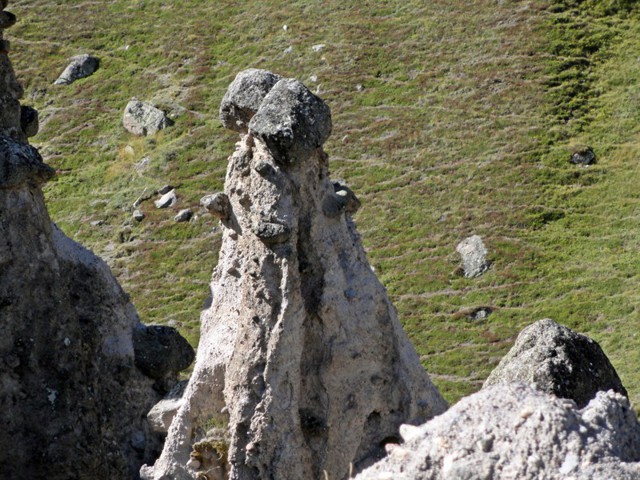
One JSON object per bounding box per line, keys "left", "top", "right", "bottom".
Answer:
{"left": 174, "top": 209, "right": 193, "bottom": 223}
{"left": 355, "top": 84, "right": 365, "bottom": 92}
{"left": 456, "top": 235, "right": 489, "bottom": 278}
{"left": 284, "top": 46, "right": 293, "bottom": 54}
{"left": 312, "top": 44, "right": 325, "bottom": 52}
{"left": 154, "top": 189, "right": 177, "bottom": 209}
{"left": 570, "top": 146, "right": 596, "bottom": 165}
{"left": 54, "top": 54, "right": 100, "bottom": 85}
{"left": 90, "top": 220, "right": 104, "bottom": 227}
{"left": 469, "top": 307, "right": 492, "bottom": 321}
{"left": 133, "top": 210, "right": 145, "bottom": 222}
{"left": 123, "top": 99, "right": 172, "bottom": 136}
{"left": 282, "top": 25, "right": 288, "bottom": 31}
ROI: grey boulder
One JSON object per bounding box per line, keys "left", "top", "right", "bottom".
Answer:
{"left": 54, "top": 54, "right": 99, "bottom": 85}
{"left": 219, "top": 68, "right": 282, "bottom": 133}
{"left": 456, "top": 234, "right": 489, "bottom": 278}
{"left": 484, "top": 318, "right": 627, "bottom": 407}
{"left": 123, "top": 100, "right": 172, "bottom": 136}
{"left": 147, "top": 381, "right": 188, "bottom": 434}
{"left": 249, "top": 78, "right": 332, "bottom": 164}
{"left": 154, "top": 189, "right": 177, "bottom": 209}
{"left": 132, "top": 325, "right": 195, "bottom": 380}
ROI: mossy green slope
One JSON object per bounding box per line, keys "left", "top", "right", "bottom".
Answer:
{"left": 8, "top": 0, "right": 640, "bottom": 406}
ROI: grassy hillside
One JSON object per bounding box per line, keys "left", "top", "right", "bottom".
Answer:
{"left": 9, "top": 0, "right": 640, "bottom": 406}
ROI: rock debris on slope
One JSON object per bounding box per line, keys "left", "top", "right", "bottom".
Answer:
{"left": 53, "top": 53, "right": 100, "bottom": 85}
{"left": 0, "top": 4, "right": 194, "bottom": 478}
{"left": 143, "top": 69, "right": 447, "bottom": 480}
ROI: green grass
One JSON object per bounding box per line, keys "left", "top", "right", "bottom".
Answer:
{"left": 8, "top": 0, "right": 640, "bottom": 407}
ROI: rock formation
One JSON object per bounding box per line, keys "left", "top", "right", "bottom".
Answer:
{"left": 484, "top": 318, "right": 627, "bottom": 408}
{"left": 355, "top": 383, "right": 640, "bottom": 480}
{"left": 143, "top": 69, "right": 447, "bottom": 480}
{"left": 0, "top": 4, "right": 194, "bottom": 478}
{"left": 53, "top": 53, "right": 100, "bottom": 85}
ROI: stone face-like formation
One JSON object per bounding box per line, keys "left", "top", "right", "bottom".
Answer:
{"left": 356, "top": 383, "right": 640, "bottom": 480}
{"left": 219, "top": 68, "right": 282, "bottom": 133}
{"left": 53, "top": 53, "right": 100, "bottom": 85}
{"left": 456, "top": 234, "right": 489, "bottom": 278}
{"left": 123, "top": 99, "right": 172, "bottom": 136}
{"left": 484, "top": 318, "right": 627, "bottom": 408}
{"left": 249, "top": 78, "right": 332, "bottom": 164}
{"left": 144, "top": 71, "right": 446, "bottom": 480}
{"left": 0, "top": 7, "right": 194, "bottom": 477}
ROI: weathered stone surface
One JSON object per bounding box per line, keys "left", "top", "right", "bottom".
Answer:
{"left": 148, "top": 381, "right": 189, "bottom": 434}
{"left": 20, "top": 105, "right": 38, "bottom": 137}
{"left": 123, "top": 99, "right": 172, "bottom": 136}
{"left": 219, "top": 68, "right": 282, "bottom": 133}
{"left": 456, "top": 234, "right": 489, "bottom": 278}
{"left": 249, "top": 77, "right": 332, "bottom": 164}
{"left": 53, "top": 54, "right": 99, "bottom": 85}
{"left": 155, "top": 189, "right": 177, "bottom": 208}
{"left": 356, "top": 383, "right": 640, "bottom": 480}
{"left": 484, "top": 318, "right": 627, "bottom": 407}
{"left": 0, "top": 136, "right": 54, "bottom": 188}
{"left": 0, "top": 21, "right": 193, "bottom": 478}
{"left": 174, "top": 208, "right": 193, "bottom": 223}
{"left": 133, "top": 325, "right": 195, "bottom": 381}
{"left": 570, "top": 145, "right": 596, "bottom": 165}
{"left": 200, "top": 192, "right": 231, "bottom": 220}
{"left": 144, "top": 72, "right": 446, "bottom": 480}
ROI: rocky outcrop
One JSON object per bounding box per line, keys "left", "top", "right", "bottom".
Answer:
{"left": 456, "top": 234, "right": 489, "bottom": 278}
{"left": 0, "top": 5, "right": 194, "bottom": 478}
{"left": 123, "top": 99, "right": 172, "bottom": 136}
{"left": 356, "top": 383, "right": 640, "bottom": 480}
{"left": 484, "top": 318, "right": 627, "bottom": 407}
{"left": 143, "top": 70, "right": 447, "bottom": 480}
{"left": 53, "top": 53, "right": 100, "bottom": 85}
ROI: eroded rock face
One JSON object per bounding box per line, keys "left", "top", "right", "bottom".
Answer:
{"left": 144, "top": 70, "right": 446, "bottom": 480}
{"left": 356, "top": 383, "right": 640, "bottom": 480}
{"left": 484, "top": 318, "right": 627, "bottom": 408}
{"left": 0, "top": 7, "right": 194, "bottom": 477}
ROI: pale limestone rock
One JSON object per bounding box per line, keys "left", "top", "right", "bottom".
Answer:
{"left": 143, "top": 71, "right": 446, "bottom": 480}
{"left": 356, "top": 383, "right": 640, "bottom": 480}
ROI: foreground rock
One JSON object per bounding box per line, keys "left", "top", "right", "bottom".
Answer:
{"left": 356, "top": 383, "right": 640, "bottom": 480}
{"left": 0, "top": 7, "right": 193, "bottom": 478}
{"left": 456, "top": 234, "right": 489, "bottom": 278}
{"left": 143, "top": 70, "right": 447, "bottom": 480}
{"left": 123, "top": 99, "right": 172, "bottom": 136}
{"left": 53, "top": 53, "right": 99, "bottom": 85}
{"left": 484, "top": 318, "right": 627, "bottom": 407}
